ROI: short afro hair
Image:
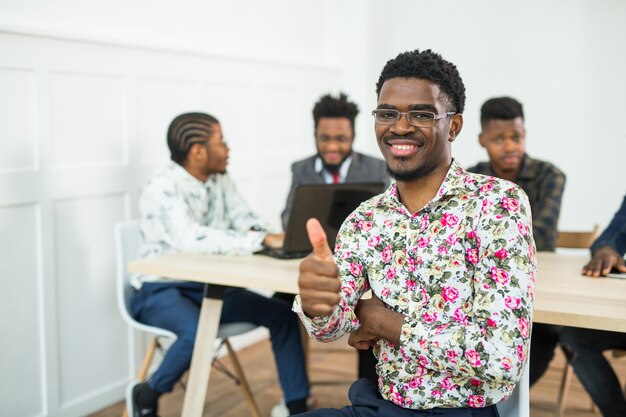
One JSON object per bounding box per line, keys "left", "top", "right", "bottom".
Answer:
{"left": 313, "top": 92, "right": 359, "bottom": 131}
{"left": 480, "top": 97, "right": 524, "bottom": 127}
{"left": 167, "top": 112, "right": 219, "bottom": 165}
{"left": 375, "top": 49, "right": 465, "bottom": 114}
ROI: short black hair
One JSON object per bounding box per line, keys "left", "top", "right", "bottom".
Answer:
{"left": 313, "top": 92, "right": 359, "bottom": 130}
{"left": 167, "top": 112, "right": 219, "bottom": 165}
{"left": 375, "top": 49, "right": 465, "bottom": 114}
{"left": 480, "top": 97, "right": 524, "bottom": 127}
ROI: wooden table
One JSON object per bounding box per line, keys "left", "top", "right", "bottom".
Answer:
{"left": 128, "top": 251, "right": 626, "bottom": 417}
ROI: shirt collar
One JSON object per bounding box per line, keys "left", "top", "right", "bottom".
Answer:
{"left": 168, "top": 161, "right": 220, "bottom": 191}
{"left": 380, "top": 159, "right": 468, "bottom": 216}
{"left": 314, "top": 154, "right": 353, "bottom": 180}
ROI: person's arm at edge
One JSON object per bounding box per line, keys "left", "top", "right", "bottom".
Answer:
{"left": 531, "top": 166, "right": 565, "bottom": 251}
{"left": 583, "top": 195, "right": 626, "bottom": 276}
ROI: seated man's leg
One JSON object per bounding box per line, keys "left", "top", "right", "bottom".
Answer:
{"left": 221, "top": 288, "right": 309, "bottom": 413}
{"left": 560, "top": 327, "right": 626, "bottom": 417}
{"left": 131, "top": 282, "right": 205, "bottom": 394}
{"left": 529, "top": 323, "right": 561, "bottom": 386}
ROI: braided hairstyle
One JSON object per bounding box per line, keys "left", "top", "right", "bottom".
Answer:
{"left": 167, "top": 112, "right": 219, "bottom": 165}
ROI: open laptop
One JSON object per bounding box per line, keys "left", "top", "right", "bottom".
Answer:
{"left": 260, "top": 182, "right": 386, "bottom": 259}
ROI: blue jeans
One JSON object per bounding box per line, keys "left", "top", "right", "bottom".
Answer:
{"left": 131, "top": 282, "right": 309, "bottom": 403}
{"left": 560, "top": 327, "right": 626, "bottom": 417}
{"left": 296, "top": 378, "right": 499, "bottom": 417}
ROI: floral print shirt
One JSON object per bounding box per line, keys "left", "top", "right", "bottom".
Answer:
{"left": 295, "top": 160, "right": 536, "bottom": 409}
{"left": 132, "top": 162, "right": 268, "bottom": 289}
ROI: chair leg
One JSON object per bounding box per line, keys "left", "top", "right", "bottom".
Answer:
{"left": 224, "top": 339, "right": 261, "bottom": 417}
{"left": 554, "top": 363, "right": 574, "bottom": 417}
{"left": 123, "top": 337, "right": 159, "bottom": 417}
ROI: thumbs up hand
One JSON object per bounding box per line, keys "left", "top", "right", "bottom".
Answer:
{"left": 298, "top": 218, "right": 341, "bottom": 317}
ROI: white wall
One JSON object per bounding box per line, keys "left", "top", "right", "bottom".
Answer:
{"left": 1, "top": 1, "right": 625, "bottom": 417}
{"left": 366, "top": 0, "right": 626, "bottom": 230}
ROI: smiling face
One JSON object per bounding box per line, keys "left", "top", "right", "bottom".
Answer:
{"left": 315, "top": 117, "right": 354, "bottom": 170}
{"left": 375, "top": 77, "right": 462, "bottom": 183}
{"left": 479, "top": 117, "right": 525, "bottom": 179}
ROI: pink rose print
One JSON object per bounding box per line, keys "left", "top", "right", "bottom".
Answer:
{"left": 437, "top": 245, "right": 448, "bottom": 255}
{"left": 408, "top": 377, "right": 422, "bottom": 389}
{"left": 391, "top": 390, "right": 403, "bottom": 406}
{"left": 420, "top": 215, "right": 429, "bottom": 232}
{"left": 381, "top": 245, "right": 392, "bottom": 263}
{"left": 405, "top": 278, "right": 417, "bottom": 291}
{"left": 465, "top": 349, "right": 482, "bottom": 367}
{"left": 501, "top": 357, "right": 512, "bottom": 371}
{"left": 422, "top": 311, "right": 438, "bottom": 323}
{"left": 504, "top": 295, "right": 521, "bottom": 310}
{"left": 441, "top": 286, "right": 459, "bottom": 302}
{"left": 432, "top": 389, "right": 443, "bottom": 398}
{"left": 446, "top": 349, "right": 458, "bottom": 363}
{"left": 516, "top": 344, "right": 526, "bottom": 361}
{"left": 349, "top": 262, "right": 363, "bottom": 277}
{"left": 518, "top": 317, "right": 530, "bottom": 338}
{"left": 386, "top": 268, "right": 397, "bottom": 280}
{"left": 441, "top": 377, "right": 456, "bottom": 391}
{"left": 406, "top": 256, "right": 416, "bottom": 272}
{"left": 467, "top": 229, "right": 477, "bottom": 239}
{"left": 367, "top": 235, "right": 381, "bottom": 247}
{"left": 340, "top": 250, "right": 351, "bottom": 259}
{"left": 517, "top": 221, "right": 529, "bottom": 236}
{"left": 446, "top": 233, "right": 459, "bottom": 246}
{"left": 501, "top": 197, "right": 520, "bottom": 213}
{"left": 361, "top": 220, "right": 373, "bottom": 232}
{"left": 440, "top": 212, "right": 459, "bottom": 227}
{"left": 417, "top": 236, "right": 430, "bottom": 248}
{"left": 381, "top": 287, "right": 391, "bottom": 297}
{"left": 453, "top": 307, "right": 467, "bottom": 324}
{"left": 487, "top": 318, "right": 497, "bottom": 327}
{"left": 494, "top": 248, "right": 509, "bottom": 260}
{"left": 490, "top": 266, "right": 510, "bottom": 285}
{"left": 480, "top": 181, "right": 494, "bottom": 193}
{"left": 468, "top": 395, "right": 486, "bottom": 408}
{"left": 466, "top": 248, "right": 479, "bottom": 265}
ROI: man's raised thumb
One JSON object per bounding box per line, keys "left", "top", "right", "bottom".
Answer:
{"left": 306, "top": 218, "right": 333, "bottom": 260}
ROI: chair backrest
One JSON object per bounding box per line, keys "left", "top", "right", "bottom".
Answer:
{"left": 114, "top": 220, "right": 175, "bottom": 338}
{"left": 555, "top": 225, "right": 600, "bottom": 249}
{"left": 496, "top": 360, "right": 530, "bottom": 417}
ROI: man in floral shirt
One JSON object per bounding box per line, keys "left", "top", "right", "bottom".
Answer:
{"left": 294, "top": 50, "right": 536, "bottom": 416}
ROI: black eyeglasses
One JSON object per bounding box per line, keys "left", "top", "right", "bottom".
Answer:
{"left": 371, "top": 109, "right": 456, "bottom": 128}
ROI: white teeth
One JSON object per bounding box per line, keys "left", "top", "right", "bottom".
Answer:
{"left": 392, "top": 144, "right": 416, "bottom": 150}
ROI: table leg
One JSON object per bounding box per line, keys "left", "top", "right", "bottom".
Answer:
{"left": 181, "top": 286, "right": 225, "bottom": 417}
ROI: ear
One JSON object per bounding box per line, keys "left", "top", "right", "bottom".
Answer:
{"left": 478, "top": 132, "right": 486, "bottom": 148}
{"left": 188, "top": 143, "right": 206, "bottom": 162}
{"left": 448, "top": 113, "right": 463, "bottom": 142}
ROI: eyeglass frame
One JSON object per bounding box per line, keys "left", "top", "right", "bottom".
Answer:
{"left": 371, "top": 109, "right": 457, "bottom": 128}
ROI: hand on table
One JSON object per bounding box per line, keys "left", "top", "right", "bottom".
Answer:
{"left": 582, "top": 246, "right": 626, "bottom": 277}
{"left": 298, "top": 218, "right": 341, "bottom": 317}
{"left": 263, "top": 233, "right": 285, "bottom": 249}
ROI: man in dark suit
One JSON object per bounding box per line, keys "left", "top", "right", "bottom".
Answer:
{"left": 280, "top": 92, "right": 389, "bottom": 386}
{"left": 281, "top": 92, "right": 389, "bottom": 230}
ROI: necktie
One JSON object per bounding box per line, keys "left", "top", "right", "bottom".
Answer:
{"left": 331, "top": 171, "right": 341, "bottom": 184}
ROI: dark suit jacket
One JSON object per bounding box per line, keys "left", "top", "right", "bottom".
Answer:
{"left": 281, "top": 152, "right": 390, "bottom": 229}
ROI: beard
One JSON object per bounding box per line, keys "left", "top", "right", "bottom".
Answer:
{"left": 386, "top": 158, "right": 439, "bottom": 182}
{"left": 319, "top": 151, "right": 351, "bottom": 174}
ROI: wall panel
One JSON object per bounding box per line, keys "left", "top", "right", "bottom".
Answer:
{"left": 0, "top": 204, "right": 43, "bottom": 417}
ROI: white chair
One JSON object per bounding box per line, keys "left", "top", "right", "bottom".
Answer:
{"left": 115, "top": 220, "right": 261, "bottom": 417}
{"left": 496, "top": 360, "right": 530, "bottom": 417}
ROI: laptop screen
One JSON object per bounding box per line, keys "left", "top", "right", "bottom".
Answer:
{"left": 283, "top": 182, "right": 386, "bottom": 253}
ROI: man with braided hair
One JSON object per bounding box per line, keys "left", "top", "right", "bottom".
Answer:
{"left": 128, "top": 112, "right": 311, "bottom": 417}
